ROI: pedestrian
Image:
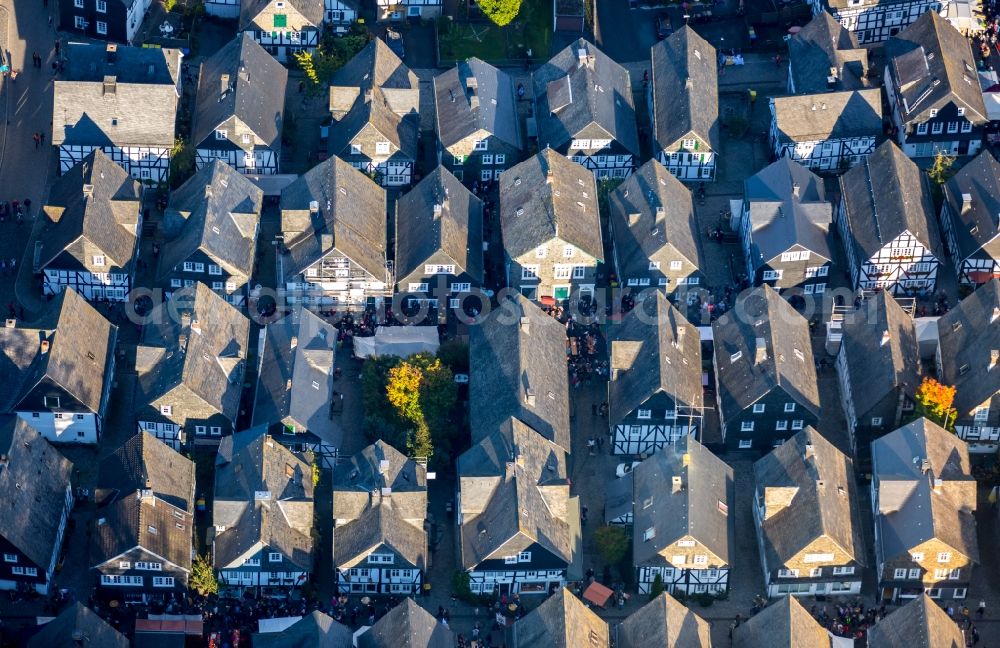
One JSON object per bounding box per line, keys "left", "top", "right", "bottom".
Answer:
{"left": 32, "top": 133, "right": 40, "bottom": 149}
{"left": 9, "top": 258, "right": 15, "bottom": 273}
{"left": 977, "top": 600, "right": 986, "bottom": 617}
{"left": 55, "top": 40, "right": 60, "bottom": 56}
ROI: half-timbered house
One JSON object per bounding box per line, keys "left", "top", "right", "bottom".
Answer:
{"left": 936, "top": 279, "right": 1000, "bottom": 451}
{"left": 769, "top": 89, "right": 882, "bottom": 172}
{"left": 813, "top": 0, "right": 951, "bottom": 44}
{"left": 713, "top": 285, "right": 821, "bottom": 450}
{"left": 885, "top": 12, "right": 987, "bottom": 158}
{"left": 34, "top": 149, "right": 142, "bottom": 302}
{"left": 434, "top": 57, "right": 524, "bottom": 185}
{"left": 867, "top": 595, "right": 968, "bottom": 646}
{"left": 734, "top": 595, "right": 835, "bottom": 646}
{"left": 375, "top": 0, "right": 442, "bottom": 20}
{"left": 506, "top": 589, "right": 607, "bottom": 647}
{"left": 0, "top": 289, "right": 117, "bottom": 444}
{"left": 332, "top": 441, "right": 427, "bottom": 595}
{"left": 837, "top": 141, "right": 942, "bottom": 295}
{"left": 213, "top": 427, "right": 314, "bottom": 594}
{"left": 787, "top": 12, "right": 869, "bottom": 95}
{"left": 608, "top": 159, "right": 706, "bottom": 298}
{"left": 278, "top": 156, "right": 391, "bottom": 310}
{"left": 632, "top": 437, "right": 733, "bottom": 595}
{"left": 325, "top": 0, "right": 359, "bottom": 29}
{"left": 872, "top": 418, "right": 978, "bottom": 602}
{"left": 157, "top": 160, "right": 263, "bottom": 307}
{"left": 240, "top": 0, "right": 322, "bottom": 62}
{"left": 532, "top": 39, "right": 639, "bottom": 179}
{"left": 59, "top": 0, "right": 152, "bottom": 44}
{"left": 740, "top": 157, "right": 834, "bottom": 293}
{"left": 206, "top": 0, "right": 241, "bottom": 18}
{"left": 53, "top": 43, "right": 181, "bottom": 183}
{"left": 135, "top": 283, "right": 250, "bottom": 448}
{"left": 615, "top": 593, "right": 712, "bottom": 648}
{"left": 753, "top": 427, "right": 866, "bottom": 597}
{"left": 458, "top": 417, "right": 581, "bottom": 597}
{"left": 607, "top": 293, "right": 703, "bottom": 455}
{"left": 940, "top": 150, "right": 1000, "bottom": 286}
{"left": 649, "top": 26, "right": 720, "bottom": 181}
{"left": 191, "top": 34, "right": 287, "bottom": 175}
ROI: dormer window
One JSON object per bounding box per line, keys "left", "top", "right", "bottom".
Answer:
{"left": 215, "top": 130, "right": 227, "bottom": 140}
{"left": 929, "top": 109, "right": 938, "bottom": 118}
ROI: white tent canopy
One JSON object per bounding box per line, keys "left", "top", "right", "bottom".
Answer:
{"left": 257, "top": 616, "right": 302, "bottom": 633}
{"left": 353, "top": 326, "right": 440, "bottom": 359}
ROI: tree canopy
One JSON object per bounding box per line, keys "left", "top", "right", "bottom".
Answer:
{"left": 914, "top": 376, "right": 958, "bottom": 431}
{"left": 479, "top": 0, "right": 523, "bottom": 26}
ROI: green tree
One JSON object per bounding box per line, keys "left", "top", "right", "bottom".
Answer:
{"left": 293, "top": 50, "right": 320, "bottom": 86}
{"left": 479, "top": 0, "right": 523, "bottom": 26}
{"left": 913, "top": 376, "right": 958, "bottom": 431}
{"left": 190, "top": 554, "right": 219, "bottom": 596}
{"left": 927, "top": 150, "right": 957, "bottom": 186}
{"left": 649, "top": 572, "right": 664, "bottom": 600}
{"left": 593, "top": 525, "right": 629, "bottom": 565}
{"left": 169, "top": 137, "right": 195, "bottom": 188}
{"left": 437, "top": 339, "right": 469, "bottom": 375}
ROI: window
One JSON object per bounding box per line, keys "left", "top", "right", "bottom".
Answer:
{"left": 450, "top": 283, "right": 471, "bottom": 293}
{"left": 215, "top": 130, "right": 228, "bottom": 140}
{"left": 453, "top": 154, "right": 464, "bottom": 166}
{"left": 424, "top": 264, "right": 455, "bottom": 275}
{"left": 2, "top": 554, "right": 15, "bottom": 563}
{"left": 504, "top": 555, "right": 518, "bottom": 564}
{"left": 210, "top": 426, "right": 222, "bottom": 436}
{"left": 225, "top": 282, "right": 236, "bottom": 292}
{"left": 243, "top": 558, "right": 260, "bottom": 566}
{"left": 273, "top": 13, "right": 287, "bottom": 27}
{"left": 563, "top": 245, "right": 574, "bottom": 257}
{"left": 753, "top": 403, "right": 765, "bottom": 413}
{"left": 518, "top": 551, "right": 532, "bottom": 562}
{"left": 211, "top": 282, "right": 223, "bottom": 291}
{"left": 195, "top": 425, "right": 207, "bottom": 435}
{"left": 949, "top": 568, "right": 961, "bottom": 580}
{"left": 832, "top": 566, "right": 855, "bottom": 575}
{"left": 677, "top": 539, "right": 695, "bottom": 548}
{"left": 182, "top": 261, "right": 194, "bottom": 272}
{"left": 135, "top": 562, "right": 162, "bottom": 571}
{"left": 408, "top": 283, "right": 428, "bottom": 292}
{"left": 481, "top": 154, "right": 494, "bottom": 165}
{"left": 809, "top": 567, "right": 823, "bottom": 577}
{"left": 495, "top": 154, "right": 506, "bottom": 165}
{"left": 101, "top": 575, "right": 143, "bottom": 586}
{"left": 269, "top": 553, "right": 283, "bottom": 562}
{"left": 570, "top": 139, "right": 591, "bottom": 149}
{"left": 368, "top": 554, "right": 394, "bottom": 564}
{"left": 931, "top": 122, "right": 944, "bottom": 134}
{"left": 929, "top": 109, "right": 939, "bottom": 117}
{"left": 44, "top": 396, "right": 60, "bottom": 408}
{"left": 159, "top": 405, "right": 172, "bottom": 416}
{"left": 778, "top": 569, "right": 799, "bottom": 578}
{"left": 783, "top": 403, "right": 795, "bottom": 413}
{"left": 894, "top": 568, "right": 907, "bottom": 579}
{"left": 974, "top": 406, "right": 990, "bottom": 422}
{"left": 375, "top": 141, "right": 390, "bottom": 155}
{"left": 96, "top": 20, "right": 107, "bottom": 35}
{"left": 153, "top": 577, "right": 175, "bottom": 587}
{"left": 682, "top": 139, "right": 696, "bottom": 150}
{"left": 648, "top": 261, "right": 661, "bottom": 270}
{"left": 739, "top": 439, "right": 753, "bottom": 449}
{"left": 957, "top": 107, "right": 966, "bottom": 116}
{"left": 947, "top": 122, "right": 959, "bottom": 134}
{"left": 350, "top": 144, "right": 363, "bottom": 155}
{"left": 791, "top": 420, "right": 804, "bottom": 430}
{"left": 961, "top": 121, "right": 973, "bottom": 133}
{"left": 521, "top": 265, "right": 539, "bottom": 280}
{"left": 911, "top": 552, "right": 925, "bottom": 562}
{"left": 207, "top": 264, "right": 222, "bottom": 276}
{"left": 730, "top": 350, "right": 742, "bottom": 363}
{"left": 775, "top": 420, "right": 789, "bottom": 431}
{"left": 573, "top": 266, "right": 586, "bottom": 279}
{"left": 937, "top": 552, "right": 951, "bottom": 562}
{"left": 637, "top": 409, "right": 651, "bottom": 420}
{"left": 907, "top": 568, "right": 920, "bottom": 579}
{"left": 762, "top": 270, "right": 782, "bottom": 281}
{"left": 693, "top": 555, "right": 708, "bottom": 565}
{"left": 640, "top": 527, "right": 656, "bottom": 541}
{"left": 933, "top": 568, "right": 949, "bottom": 579}
{"left": 118, "top": 561, "right": 130, "bottom": 569}
{"left": 97, "top": 0, "right": 107, "bottom": 11}
{"left": 480, "top": 169, "right": 492, "bottom": 181}
{"left": 74, "top": 0, "right": 83, "bottom": 6}
{"left": 194, "top": 263, "right": 204, "bottom": 273}
{"left": 473, "top": 139, "right": 488, "bottom": 151}
{"left": 535, "top": 246, "right": 547, "bottom": 258}
{"left": 916, "top": 123, "right": 929, "bottom": 135}
{"left": 741, "top": 421, "right": 754, "bottom": 432}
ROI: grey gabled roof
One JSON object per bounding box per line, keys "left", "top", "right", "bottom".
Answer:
{"left": 434, "top": 57, "right": 523, "bottom": 151}
{"left": 937, "top": 279, "right": 1000, "bottom": 414}
{"left": 839, "top": 291, "right": 921, "bottom": 418}
{"left": 326, "top": 85, "right": 419, "bottom": 159}
{"left": 499, "top": 149, "right": 604, "bottom": 261}
{"left": 753, "top": 427, "right": 865, "bottom": 569}
{"left": 615, "top": 592, "right": 712, "bottom": 648}
{"left": 867, "top": 594, "right": 965, "bottom": 648}
{"left": 98, "top": 431, "right": 196, "bottom": 512}
{"left": 53, "top": 44, "right": 181, "bottom": 148}
{"left": 743, "top": 157, "right": 833, "bottom": 265}
{"left": 508, "top": 588, "right": 609, "bottom": 648}
{"left": 332, "top": 440, "right": 427, "bottom": 526}
{"left": 872, "top": 418, "right": 979, "bottom": 564}
{"left": 712, "top": 285, "right": 820, "bottom": 418}
{"left": 608, "top": 292, "right": 703, "bottom": 422}
{"left": 0, "top": 288, "right": 117, "bottom": 415}
{"left": 214, "top": 503, "right": 315, "bottom": 572}
{"left": 358, "top": 598, "right": 454, "bottom": 648}
{"left": 788, "top": 12, "right": 868, "bottom": 94}
{"left": 470, "top": 294, "right": 571, "bottom": 451}
{"left": 27, "top": 603, "right": 128, "bottom": 648}
{"left": 0, "top": 418, "right": 73, "bottom": 572}
{"left": 395, "top": 166, "right": 484, "bottom": 285}
{"left": 608, "top": 159, "right": 703, "bottom": 279}
{"left": 252, "top": 308, "right": 341, "bottom": 443}
{"left": 651, "top": 26, "right": 720, "bottom": 152}
{"left": 279, "top": 156, "right": 388, "bottom": 282}
{"left": 532, "top": 38, "right": 639, "bottom": 155}
{"left": 191, "top": 33, "right": 287, "bottom": 149}
{"left": 240, "top": 0, "right": 323, "bottom": 29}
{"left": 771, "top": 89, "right": 882, "bottom": 142}
{"left": 159, "top": 160, "right": 263, "bottom": 280}
{"left": 734, "top": 596, "right": 832, "bottom": 648}
{"left": 330, "top": 38, "right": 419, "bottom": 95}
{"left": 38, "top": 149, "right": 142, "bottom": 271}
{"left": 332, "top": 501, "right": 427, "bottom": 569}
{"left": 632, "top": 437, "right": 733, "bottom": 568}
{"left": 839, "top": 140, "right": 940, "bottom": 259}
{"left": 886, "top": 11, "right": 987, "bottom": 125}
{"left": 253, "top": 611, "right": 352, "bottom": 648}
{"left": 941, "top": 150, "right": 1000, "bottom": 260}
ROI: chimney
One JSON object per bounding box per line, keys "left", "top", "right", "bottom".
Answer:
{"left": 671, "top": 475, "right": 684, "bottom": 493}
{"left": 754, "top": 337, "right": 767, "bottom": 364}
{"left": 525, "top": 388, "right": 536, "bottom": 407}
{"left": 881, "top": 330, "right": 891, "bottom": 347}
{"left": 654, "top": 206, "right": 665, "bottom": 223}
{"left": 40, "top": 339, "right": 50, "bottom": 354}
{"left": 102, "top": 75, "right": 117, "bottom": 96}
{"left": 804, "top": 443, "right": 814, "bottom": 460}
{"left": 577, "top": 47, "right": 588, "bottom": 66}
{"left": 220, "top": 73, "right": 230, "bottom": 97}
{"left": 933, "top": 478, "right": 944, "bottom": 493}
{"left": 309, "top": 200, "right": 319, "bottom": 214}
{"left": 681, "top": 453, "right": 690, "bottom": 466}
{"left": 991, "top": 349, "right": 999, "bottom": 371}
{"left": 993, "top": 307, "right": 1000, "bottom": 323}
{"left": 545, "top": 167, "right": 554, "bottom": 184}
{"left": 190, "top": 318, "right": 202, "bottom": 334}
{"left": 4, "top": 319, "right": 15, "bottom": 328}
{"left": 627, "top": 212, "right": 641, "bottom": 226}
{"left": 433, "top": 203, "right": 443, "bottom": 218}
{"left": 961, "top": 193, "right": 973, "bottom": 213}
{"left": 106, "top": 42, "right": 117, "bottom": 63}
{"left": 685, "top": 77, "right": 693, "bottom": 89}
{"left": 290, "top": 335, "right": 298, "bottom": 349}
{"left": 83, "top": 184, "right": 95, "bottom": 198}
{"left": 921, "top": 459, "right": 931, "bottom": 474}
{"left": 519, "top": 316, "right": 530, "bottom": 334}
{"left": 792, "top": 183, "right": 800, "bottom": 198}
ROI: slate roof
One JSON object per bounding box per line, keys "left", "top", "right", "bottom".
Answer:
{"left": 608, "top": 292, "right": 703, "bottom": 422}
{"left": 251, "top": 308, "right": 341, "bottom": 443}
{"left": 27, "top": 603, "right": 128, "bottom": 648}
{"left": 615, "top": 592, "right": 712, "bottom": 648}
{"left": 507, "top": 588, "right": 609, "bottom": 648}
{"left": 743, "top": 157, "right": 833, "bottom": 265}
{"left": 753, "top": 427, "right": 865, "bottom": 570}
{"left": 159, "top": 160, "right": 263, "bottom": 280}
{"left": 329, "top": 38, "right": 419, "bottom": 105}
{"left": 734, "top": 595, "right": 832, "bottom": 648}
{"left": 712, "top": 285, "right": 820, "bottom": 418}
{"left": 532, "top": 38, "right": 639, "bottom": 155}
{"left": 941, "top": 150, "right": 1000, "bottom": 260}
{"left": 0, "top": 418, "right": 73, "bottom": 571}
{"left": 839, "top": 141, "right": 940, "bottom": 259}
{"left": 93, "top": 491, "right": 194, "bottom": 572}
{"left": 886, "top": 11, "right": 987, "bottom": 125}
{"left": 279, "top": 156, "right": 388, "bottom": 282}
{"left": 0, "top": 288, "right": 117, "bottom": 415}
{"left": 632, "top": 437, "right": 733, "bottom": 568}
{"left": 434, "top": 57, "right": 523, "bottom": 151}
{"left": 326, "top": 86, "right": 420, "bottom": 160}
{"left": 650, "top": 26, "right": 720, "bottom": 152}
{"left": 136, "top": 283, "right": 250, "bottom": 423}
{"left": 937, "top": 279, "right": 1000, "bottom": 414}
{"left": 469, "top": 294, "right": 571, "bottom": 450}
{"left": 867, "top": 594, "right": 965, "bottom": 648}
{"left": 240, "top": 0, "right": 323, "bottom": 28}
{"left": 395, "top": 166, "right": 484, "bottom": 285}
{"left": 499, "top": 149, "right": 603, "bottom": 261}
{"left": 872, "top": 418, "right": 979, "bottom": 564}
{"left": 97, "top": 431, "right": 196, "bottom": 512}
{"left": 839, "top": 291, "right": 921, "bottom": 418}
{"left": 53, "top": 44, "right": 181, "bottom": 148}
{"left": 788, "top": 12, "right": 868, "bottom": 94}
{"left": 771, "top": 89, "right": 882, "bottom": 143}
{"left": 191, "top": 33, "right": 287, "bottom": 150}
{"left": 252, "top": 611, "right": 352, "bottom": 648}
{"left": 457, "top": 417, "right": 578, "bottom": 570}
{"left": 358, "top": 598, "right": 454, "bottom": 648}
{"left": 608, "top": 159, "right": 703, "bottom": 279}
{"left": 332, "top": 501, "right": 427, "bottom": 569}
{"left": 37, "top": 149, "right": 142, "bottom": 271}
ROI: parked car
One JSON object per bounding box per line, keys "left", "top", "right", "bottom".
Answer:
{"left": 655, "top": 13, "right": 673, "bottom": 39}
{"left": 616, "top": 461, "right": 641, "bottom": 478}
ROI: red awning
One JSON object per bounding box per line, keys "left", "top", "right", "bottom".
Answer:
{"left": 540, "top": 296, "right": 556, "bottom": 306}
{"left": 583, "top": 581, "right": 614, "bottom": 608}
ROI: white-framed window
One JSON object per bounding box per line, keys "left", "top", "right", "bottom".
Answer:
{"left": 495, "top": 154, "right": 506, "bottom": 165}
{"left": 570, "top": 139, "right": 591, "bottom": 149}
{"left": 210, "top": 426, "right": 222, "bottom": 436}
{"left": 208, "top": 264, "right": 222, "bottom": 275}
{"left": 482, "top": 154, "right": 494, "bottom": 165}
{"left": 241, "top": 133, "right": 252, "bottom": 144}
{"left": 453, "top": 154, "right": 465, "bottom": 166}
{"left": 368, "top": 554, "right": 394, "bottom": 564}
{"left": 269, "top": 553, "right": 283, "bottom": 562}
{"left": 642, "top": 527, "right": 655, "bottom": 541}
{"left": 75, "top": 16, "right": 86, "bottom": 28}
{"left": 762, "top": 270, "right": 782, "bottom": 281}
{"left": 224, "top": 282, "right": 236, "bottom": 292}
{"left": 215, "top": 130, "right": 228, "bottom": 140}
{"left": 408, "top": 282, "right": 428, "bottom": 292}
{"left": 504, "top": 555, "right": 518, "bottom": 564}
{"left": 753, "top": 403, "right": 765, "bottom": 413}
{"left": 958, "top": 107, "right": 966, "bottom": 116}
{"left": 153, "top": 577, "right": 175, "bottom": 587}
{"left": 947, "top": 122, "right": 959, "bottom": 134}
{"left": 375, "top": 141, "right": 391, "bottom": 155}
{"left": 916, "top": 123, "right": 929, "bottom": 135}
{"left": 96, "top": 0, "right": 107, "bottom": 11}
{"left": 784, "top": 402, "right": 795, "bottom": 412}
{"left": 637, "top": 409, "right": 651, "bottom": 419}
{"left": 12, "top": 567, "right": 37, "bottom": 577}
{"left": 871, "top": 417, "right": 883, "bottom": 426}
{"left": 521, "top": 265, "right": 539, "bottom": 280}
{"left": 424, "top": 264, "right": 455, "bottom": 275}
{"left": 96, "top": 20, "right": 107, "bottom": 35}
{"left": 2, "top": 554, "right": 16, "bottom": 563}
{"left": 949, "top": 568, "right": 961, "bottom": 580}
{"left": 739, "top": 439, "right": 753, "bottom": 449}
{"left": 553, "top": 265, "right": 571, "bottom": 279}
{"left": 118, "top": 561, "right": 130, "bottom": 569}
{"left": 778, "top": 569, "right": 799, "bottom": 578}
{"left": 195, "top": 425, "right": 207, "bottom": 435}
{"left": 937, "top": 552, "right": 951, "bottom": 562}
{"left": 563, "top": 245, "right": 574, "bottom": 257}
{"left": 101, "top": 575, "right": 143, "bottom": 586}
{"left": 961, "top": 121, "right": 973, "bottom": 133}
{"left": 911, "top": 552, "right": 925, "bottom": 562}
{"left": 832, "top": 566, "right": 855, "bottom": 575}
{"left": 649, "top": 261, "right": 660, "bottom": 270}
{"left": 573, "top": 266, "right": 586, "bottom": 279}
{"left": 894, "top": 568, "right": 907, "bottom": 579}
{"left": 44, "top": 395, "right": 60, "bottom": 408}
{"left": 741, "top": 421, "right": 754, "bottom": 432}
{"left": 682, "top": 138, "right": 696, "bottom": 150}
{"left": 449, "top": 283, "right": 471, "bottom": 293}
{"left": 535, "top": 246, "right": 547, "bottom": 258}
{"left": 518, "top": 551, "right": 532, "bottom": 562}
{"left": 775, "top": 420, "right": 789, "bottom": 430}
{"left": 194, "top": 263, "right": 205, "bottom": 273}
{"left": 473, "top": 139, "right": 488, "bottom": 151}
{"left": 929, "top": 109, "right": 939, "bottom": 117}
{"left": 932, "top": 122, "right": 944, "bottom": 134}
{"left": 212, "top": 282, "right": 224, "bottom": 291}
{"left": 74, "top": 0, "right": 83, "bottom": 6}
{"left": 809, "top": 567, "right": 822, "bottom": 577}
{"left": 908, "top": 568, "right": 921, "bottom": 579}
{"left": 481, "top": 169, "right": 492, "bottom": 181}
{"left": 159, "top": 405, "right": 172, "bottom": 416}
{"left": 974, "top": 406, "right": 990, "bottom": 422}
{"left": 182, "top": 261, "right": 194, "bottom": 272}
{"left": 791, "top": 420, "right": 804, "bottom": 430}
{"left": 934, "top": 568, "right": 949, "bottom": 579}
{"left": 591, "top": 139, "right": 611, "bottom": 149}
{"left": 135, "top": 561, "right": 162, "bottom": 571}
{"left": 243, "top": 558, "right": 260, "bottom": 566}
{"left": 693, "top": 555, "right": 708, "bottom": 565}
{"left": 669, "top": 260, "right": 683, "bottom": 271}
{"left": 665, "top": 410, "right": 677, "bottom": 419}
{"left": 814, "top": 283, "right": 826, "bottom": 293}
{"left": 350, "top": 144, "right": 363, "bottom": 155}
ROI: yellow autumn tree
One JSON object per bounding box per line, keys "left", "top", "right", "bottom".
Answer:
{"left": 914, "top": 376, "right": 958, "bottom": 431}
{"left": 386, "top": 362, "right": 434, "bottom": 458}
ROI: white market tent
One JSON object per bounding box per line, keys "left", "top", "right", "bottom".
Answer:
{"left": 353, "top": 326, "right": 440, "bottom": 359}
{"left": 257, "top": 616, "right": 303, "bottom": 633}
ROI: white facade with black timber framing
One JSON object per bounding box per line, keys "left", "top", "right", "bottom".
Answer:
{"left": 205, "top": 0, "right": 240, "bottom": 18}
{"left": 375, "top": 0, "right": 442, "bottom": 21}
{"left": 58, "top": 144, "right": 171, "bottom": 183}
{"left": 240, "top": 0, "right": 323, "bottom": 63}
{"left": 326, "top": 0, "right": 358, "bottom": 27}
{"left": 813, "top": 0, "right": 948, "bottom": 44}
{"left": 838, "top": 220, "right": 940, "bottom": 294}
